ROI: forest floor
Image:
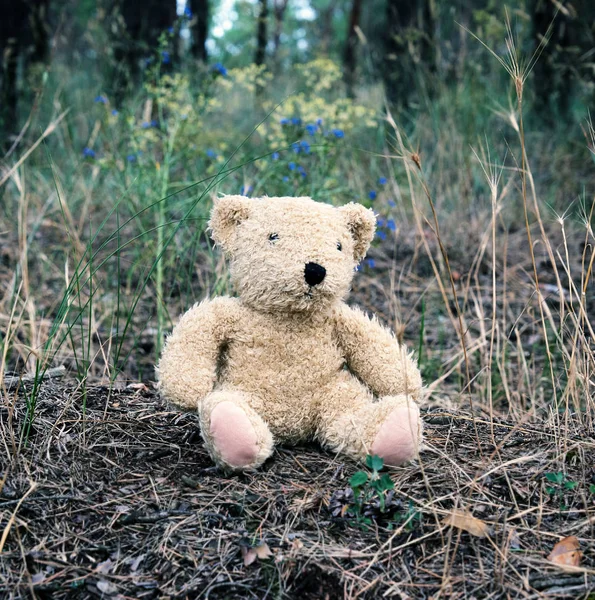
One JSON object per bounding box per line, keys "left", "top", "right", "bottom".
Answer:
{"left": 2, "top": 218, "right": 595, "bottom": 598}
{"left": 1, "top": 382, "right": 594, "bottom": 599}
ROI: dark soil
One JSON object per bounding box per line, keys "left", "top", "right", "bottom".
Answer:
{"left": 1, "top": 383, "right": 594, "bottom": 599}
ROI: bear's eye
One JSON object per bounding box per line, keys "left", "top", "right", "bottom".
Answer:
{"left": 269, "top": 233, "right": 279, "bottom": 243}
{"left": 337, "top": 241, "right": 342, "bottom": 251}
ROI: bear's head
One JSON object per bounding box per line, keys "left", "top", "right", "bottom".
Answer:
{"left": 209, "top": 195, "right": 376, "bottom": 313}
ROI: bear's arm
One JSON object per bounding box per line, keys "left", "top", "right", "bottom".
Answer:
{"left": 157, "top": 297, "right": 240, "bottom": 410}
{"left": 333, "top": 304, "right": 422, "bottom": 399}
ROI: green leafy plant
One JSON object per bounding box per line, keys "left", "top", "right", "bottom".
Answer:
{"left": 388, "top": 500, "right": 422, "bottom": 532}
{"left": 347, "top": 455, "right": 396, "bottom": 527}
{"left": 544, "top": 472, "right": 577, "bottom": 512}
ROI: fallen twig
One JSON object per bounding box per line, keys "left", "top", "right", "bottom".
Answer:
{"left": 3, "top": 366, "right": 66, "bottom": 391}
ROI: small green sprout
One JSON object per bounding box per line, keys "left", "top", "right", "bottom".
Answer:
{"left": 388, "top": 500, "right": 422, "bottom": 532}
{"left": 330, "top": 455, "right": 421, "bottom": 530}
{"left": 345, "top": 455, "right": 396, "bottom": 527}
{"left": 544, "top": 472, "right": 577, "bottom": 512}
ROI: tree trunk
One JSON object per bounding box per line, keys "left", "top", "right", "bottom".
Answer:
{"left": 0, "top": 38, "right": 19, "bottom": 130}
{"left": 343, "top": 0, "right": 362, "bottom": 98}
{"left": 110, "top": 0, "right": 177, "bottom": 101}
{"left": 271, "top": 0, "right": 288, "bottom": 70}
{"left": 189, "top": 0, "right": 209, "bottom": 62}
{"left": 531, "top": 0, "right": 570, "bottom": 120}
{"left": 29, "top": 0, "right": 51, "bottom": 64}
{"left": 0, "top": 0, "right": 49, "bottom": 134}
{"left": 320, "top": 0, "right": 338, "bottom": 56}
{"left": 383, "top": 0, "right": 434, "bottom": 107}
{"left": 254, "top": 0, "right": 268, "bottom": 66}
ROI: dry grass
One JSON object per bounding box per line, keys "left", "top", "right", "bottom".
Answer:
{"left": 0, "top": 382, "right": 593, "bottom": 598}
{"left": 2, "top": 208, "right": 595, "bottom": 596}
{"left": 1, "top": 29, "right": 595, "bottom": 594}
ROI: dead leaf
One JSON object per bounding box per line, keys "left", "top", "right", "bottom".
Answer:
{"left": 97, "top": 558, "right": 114, "bottom": 574}
{"left": 130, "top": 553, "right": 145, "bottom": 572}
{"left": 31, "top": 572, "right": 46, "bottom": 584}
{"left": 547, "top": 536, "right": 581, "bottom": 567}
{"left": 289, "top": 538, "right": 304, "bottom": 556}
{"left": 241, "top": 542, "right": 273, "bottom": 566}
{"left": 442, "top": 509, "right": 489, "bottom": 538}
{"left": 241, "top": 547, "right": 258, "bottom": 566}
{"left": 96, "top": 579, "right": 118, "bottom": 595}
{"left": 127, "top": 383, "right": 149, "bottom": 392}
{"left": 506, "top": 528, "right": 521, "bottom": 550}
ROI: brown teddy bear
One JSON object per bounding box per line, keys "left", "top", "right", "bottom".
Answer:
{"left": 158, "top": 195, "right": 422, "bottom": 471}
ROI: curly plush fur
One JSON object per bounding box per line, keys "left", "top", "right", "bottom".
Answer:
{"left": 157, "top": 195, "right": 422, "bottom": 471}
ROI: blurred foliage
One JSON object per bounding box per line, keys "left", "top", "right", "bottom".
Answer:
{"left": 2, "top": 0, "right": 594, "bottom": 210}
{"left": 1, "top": 0, "right": 594, "bottom": 387}
{"left": 87, "top": 55, "right": 380, "bottom": 207}
{"left": 3, "top": 0, "right": 593, "bottom": 130}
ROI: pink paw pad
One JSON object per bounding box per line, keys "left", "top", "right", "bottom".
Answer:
{"left": 210, "top": 402, "right": 259, "bottom": 468}
{"left": 371, "top": 404, "right": 420, "bottom": 466}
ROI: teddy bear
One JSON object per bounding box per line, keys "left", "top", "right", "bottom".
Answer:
{"left": 157, "top": 195, "right": 422, "bottom": 471}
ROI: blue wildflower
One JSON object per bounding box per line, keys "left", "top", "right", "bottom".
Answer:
{"left": 280, "top": 118, "right": 290, "bottom": 125}
{"left": 387, "top": 219, "right": 396, "bottom": 231}
{"left": 388, "top": 199, "right": 396, "bottom": 207}
{"left": 292, "top": 142, "right": 301, "bottom": 154}
{"left": 300, "top": 140, "right": 310, "bottom": 154}
{"left": 83, "top": 147, "right": 96, "bottom": 158}
{"left": 150, "top": 119, "right": 159, "bottom": 127}
{"left": 94, "top": 95, "right": 108, "bottom": 104}
{"left": 271, "top": 152, "right": 280, "bottom": 161}
{"left": 377, "top": 217, "right": 386, "bottom": 228}
{"left": 332, "top": 129, "right": 344, "bottom": 138}
{"left": 376, "top": 230, "right": 386, "bottom": 241}
{"left": 378, "top": 176, "right": 387, "bottom": 185}
{"left": 368, "top": 190, "right": 377, "bottom": 201}
{"left": 184, "top": 5, "right": 192, "bottom": 18}
{"left": 167, "top": 26, "right": 174, "bottom": 34}
{"left": 212, "top": 62, "right": 227, "bottom": 76}
{"left": 288, "top": 162, "right": 296, "bottom": 171}
{"left": 283, "top": 176, "right": 289, "bottom": 182}
{"left": 111, "top": 109, "right": 119, "bottom": 116}
{"left": 316, "top": 118, "right": 323, "bottom": 126}
{"left": 291, "top": 117, "right": 302, "bottom": 126}
{"left": 305, "top": 124, "right": 317, "bottom": 136}
{"left": 161, "top": 51, "right": 171, "bottom": 64}
{"left": 141, "top": 121, "right": 150, "bottom": 129}
{"left": 127, "top": 154, "right": 137, "bottom": 162}
{"left": 206, "top": 149, "right": 217, "bottom": 159}
{"left": 298, "top": 165, "right": 307, "bottom": 177}
{"left": 144, "top": 57, "right": 154, "bottom": 67}
{"left": 240, "top": 185, "right": 253, "bottom": 196}
{"left": 366, "top": 258, "right": 376, "bottom": 268}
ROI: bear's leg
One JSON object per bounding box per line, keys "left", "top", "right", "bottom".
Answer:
{"left": 315, "top": 373, "right": 421, "bottom": 466}
{"left": 199, "top": 390, "right": 274, "bottom": 471}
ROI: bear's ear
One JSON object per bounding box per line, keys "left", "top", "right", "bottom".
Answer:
{"left": 209, "top": 195, "right": 251, "bottom": 252}
{"left": 339, "top": 203, "right": 376, "bottom": 262}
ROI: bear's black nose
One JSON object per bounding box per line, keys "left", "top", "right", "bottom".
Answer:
{"left": 304, "top": 262, "right": 326, "bottom": 286}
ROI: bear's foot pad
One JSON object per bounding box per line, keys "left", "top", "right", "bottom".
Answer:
{"left": 371, "top": 404, "right": 419, "bottom": 466}
{"left": 210, "top": 401, "right": 260, "bottom": 468}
